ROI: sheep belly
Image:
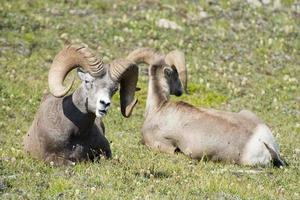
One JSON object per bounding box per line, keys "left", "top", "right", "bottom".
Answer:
{"left": 177, "top": 131, "right": 245, "bottom": 163}
{"left": 176, "top": 123, "right": 278, "bottom": 166}
{"left": 169, "top": 119, "right": 251, "bottom": 164}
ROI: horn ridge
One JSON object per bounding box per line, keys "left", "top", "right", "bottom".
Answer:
{"left": 48, "top": 43, "right": 104, "bottom": 97}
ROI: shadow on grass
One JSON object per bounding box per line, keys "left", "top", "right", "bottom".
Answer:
{"left": 134, "top": 169, "right": 171, "bottom": 179}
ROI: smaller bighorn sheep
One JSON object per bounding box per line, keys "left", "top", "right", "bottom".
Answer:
{"left": 127, "top": 48, "right": 286, "bottom": 167}
{"left": 24, "top": 44, "right": 139, "bottom": 165}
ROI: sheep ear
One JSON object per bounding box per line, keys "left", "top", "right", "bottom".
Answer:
{"left": 77, "top": 68, "right": 95, "bottom": 82}
{"left": 77, "top": 68, "right": 86, "bottom": 81}
{"left": 119, "top": 65, "right": 139, "bottom": 118}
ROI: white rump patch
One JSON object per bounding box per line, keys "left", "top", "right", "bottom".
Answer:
{"left": 241, "top": 124, "right": 279, "bottom": 166}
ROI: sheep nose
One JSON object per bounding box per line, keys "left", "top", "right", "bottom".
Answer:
{"left": 175, "top": 90, "right": 183, "bottom": 97}
{"left": 100, "top": 100, "right": 111, "bottom": 108}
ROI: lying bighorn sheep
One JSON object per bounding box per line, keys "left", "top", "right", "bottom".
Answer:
{"left": 127, "top": 48, "right": 286, "bottom": 167}
{"left": 24, "top": 44, "right": 139, "bottom": 165}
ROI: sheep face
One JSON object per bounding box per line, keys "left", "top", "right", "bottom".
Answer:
{"left": 164, "top": 66, "right": 183, "bottom": 97}
{"left": 78, "top": 69, "right": 118, "bottom": 118}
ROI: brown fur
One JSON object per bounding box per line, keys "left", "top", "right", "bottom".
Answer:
{"left": 141, "top": 63, "right": 284, "bottom": 166}
{"left": 24, "top": 93, "right": 111, "bottom": 166}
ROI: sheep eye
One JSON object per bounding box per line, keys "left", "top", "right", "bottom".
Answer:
{"left": 165, "top": 68, "right": 172, "bottom": 77}
{"left": 114, "top": 86, "right": 119, "bottom": 92}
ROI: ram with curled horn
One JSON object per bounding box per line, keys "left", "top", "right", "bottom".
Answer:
{"left": 24, "top": 44, "right": 139, "bottom": 165}
{"left": 127, "top": 48, "right": 286, "bottom": 167}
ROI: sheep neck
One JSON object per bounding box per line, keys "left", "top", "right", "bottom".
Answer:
{"left": 62, "top": 86, "right": 95, "bottom": 132}
{"left": 145, "top": 72, "right": 169, "bottom": 116}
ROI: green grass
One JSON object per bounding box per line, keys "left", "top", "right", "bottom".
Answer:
{"left": 1, "top": 0, "right": 299, "bottom": 199}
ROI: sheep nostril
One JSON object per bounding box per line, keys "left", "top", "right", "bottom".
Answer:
{"left": 175, "top": 90, "right": 183, "bottom": 96}
{"left": 100, "top": 100, "right": 110, "bottom": 108}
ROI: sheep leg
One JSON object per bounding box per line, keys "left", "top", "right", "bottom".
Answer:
{"left": 84, "top": 124, "right": 112, "bottom": 159}
{"left": 44, "top": 153, "right": 75, "bottom": 166}
{"left": 145, "top": 137, "right": 176, "bottom": 154}
{"left": 155, "top": 140, "right": 176, "bottom": 154}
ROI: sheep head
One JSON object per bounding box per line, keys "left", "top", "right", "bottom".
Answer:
{"left": 164, "top": 50, "right": 187, "bottom": 94}
{"left": 126, "top": 48, "right": 187, "bottom": 94}
{"left": 48, "top": 44, "right": 139, "bottom": 118}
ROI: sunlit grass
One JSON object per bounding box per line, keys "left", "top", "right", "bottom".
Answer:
{"left": 0, "top": 0, "right": 299, "bottom": 199}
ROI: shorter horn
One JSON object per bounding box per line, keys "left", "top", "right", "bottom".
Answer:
{"left": 126, "top": 47, "right": 163, "bottom": 65}
{"left": 165, "top": 50, "right": 188, "bottom": 93}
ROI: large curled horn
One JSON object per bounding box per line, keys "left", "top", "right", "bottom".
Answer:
{"left": 164, "top": 50, "right": 188, "bottom": 93}
{"left": 118, "top": 48, "right": 166, "bottom": 117}
{"left": 110, "top": 59, "right": 138, "bottom": 117}
{"left": 109, "top": 48, "right": 162, "bottom": 118}
{"left": 48, "top": 44, "right": 104, "bottom": 97}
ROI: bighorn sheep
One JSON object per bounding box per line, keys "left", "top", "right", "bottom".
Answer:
{"left": 127, "top": 48, "right": 286, "bottom": 167}
{"left": 24, "top": 44, "right": 139, "bottom": 165}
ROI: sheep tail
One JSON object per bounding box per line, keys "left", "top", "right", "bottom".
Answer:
{"left": 263, "top": 142, "right": 288, "bottom": 168}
